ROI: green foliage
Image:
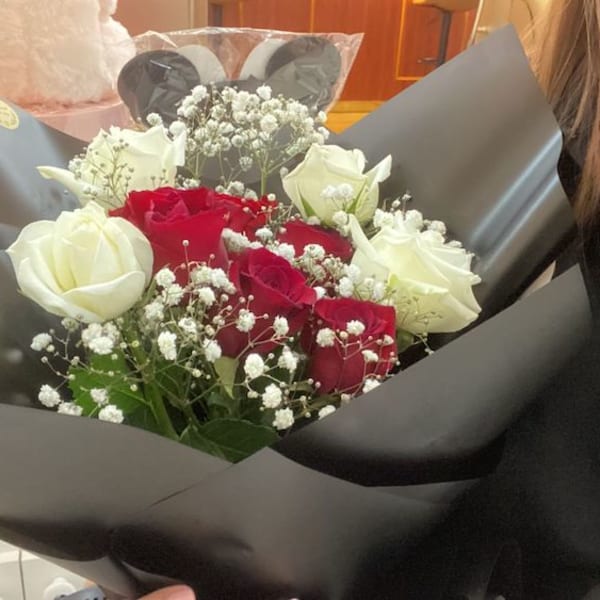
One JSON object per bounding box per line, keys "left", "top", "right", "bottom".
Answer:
{"left": 68, "top": 351, "right": 145, "bottom": 416}
{"left": 299, "top": 193, "right": 317, "bottom": 218}
{"left": 205, "top": 390, "right": 238, "bottom": 420}
{"left": 396, "top": 330, "right": 416, "bottom": 354}
{"left": 213, "top": 356, "right": 239, "bottom": 398}
{"left": 127, "top": 405, "right": 161, "bottom": 435}
{"left": 180, "top": 418, "right": 279, "bottom": 463}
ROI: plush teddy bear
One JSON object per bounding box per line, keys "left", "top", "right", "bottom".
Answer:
{"left": 0, "top": 0, "right": 134, "bottom": 107}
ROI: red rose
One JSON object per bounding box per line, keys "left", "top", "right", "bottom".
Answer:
{"left": 225, "top": 194, "right": 278, "bottom": 240}
{"left": 301, "top": 298, "right": 397, "bottom": 395}
{"left": 278, "top": 220, "right": 354, "bottom": 261}
{"left": 111, "top": 187, "right": 230, "bottom": 274}
{"left": 218, "top": 247, "right": 317, "bottom": 357}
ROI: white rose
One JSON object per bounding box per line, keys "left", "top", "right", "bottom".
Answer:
{"left": 7, "top": 202, "right": 153, "bottom": 323}
{"left": 282, "top": 144, "right": 391, "bottom": 226}
{"left": 38, "top": 125, "right": 186, "bottom": 210}
{"left": 349, "top": 216, "right": 481, "bottom": 334}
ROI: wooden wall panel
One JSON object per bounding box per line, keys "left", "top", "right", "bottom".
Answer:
{"left": 116, "top": 0, "right": 199, "bottom": 34}
{"left": 239, "top": 0, "right": 311, "bottom": 31}
{"left": 313, "top": 0, "right": 404, "bottom": 101}
{"left": 213, "top": 0, "right": 476, "bottom": 103}
{"left": 216, "top": 3, "right": 242, "bottom": 27}
{"left": 396, "top": 3, "right": 475, "bottom": 82}
{"left": 447, "top": 11, "right": 476, "bottom": 57}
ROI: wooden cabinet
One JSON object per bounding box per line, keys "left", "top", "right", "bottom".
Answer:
{"left": 116, "top": 0, "right": 209, "bottom": 35}
{"left": 209, "top": 0, "right": 476, "bottom": 103}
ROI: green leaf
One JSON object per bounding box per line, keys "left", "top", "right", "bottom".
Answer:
{"left": 396, "top": 329, "right": 416, "bottom": 354}
{"left": 68, "top": 351, "right": 145, "bottom": 416}
{"left": 346, "top": 179, "right": 368, "bottom": 215}
{"left": 155, "top": 362, "right": 186, "bottom": 405}
{"left": 239, "top": 401, "right": 272, "bottom": 427}
{"left": 299, "top": 193, "right": 317, "bottom": 218}
{"left": 213, "top": 356, "right": 239, "bottom": 398}
{"left": 127, "top": 405, "right": 161, "bottom": 435}
{"left": 205, "top": 390, "right": 237, "bottom": 420}
{"left": 180, "top": 419, "right": 279, "bottom": 463}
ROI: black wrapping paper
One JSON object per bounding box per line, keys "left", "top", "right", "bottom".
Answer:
{"left": 0, "top": 101, "right": 82, "bottom": 227}
{"left": 0, "top": 265, "right": 590, "bottom": 600}
{"left": 0, "top": 26, "right": 590, "bottom": 600}
{"left": 108, "top": 266, "right": 591, "bottom": 600}
{"left": 330, "top": 26, "right": 573, "bottom": 321}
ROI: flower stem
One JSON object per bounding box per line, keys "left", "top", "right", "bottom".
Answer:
{"left": 146, "top": 382, "right": 179, "bottom": 440}
{"left": 124, "top": 326, "right": 178, "bottom": 440}
{"left": 260, "top": 170, "right": 268, "bottom": 196}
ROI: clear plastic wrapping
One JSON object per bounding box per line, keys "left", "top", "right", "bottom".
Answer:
{"left": 118, "top": 27, "right": 363, "bottom": 124}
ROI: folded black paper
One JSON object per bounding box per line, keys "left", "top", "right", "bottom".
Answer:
{"left": 0, "top": 403, "right": 228, "bottom": 595}
{"left": 0, "top": 265, "right": 590, "bottom": 600}
{"left": 275, "top": 265, "right": 590, "bottom": 486}
{"left": 107, "top": 267, "right": 589, "bottom": 600}
{"left": 331, "top": 26, "right": 574, "bottom": 321}
{"left": 0, "top": 99, "right": 83, "bottom": 228}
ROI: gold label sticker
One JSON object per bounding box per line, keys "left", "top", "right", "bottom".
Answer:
{"left": 0, "top": 101, "right": 19, "bottom": 130}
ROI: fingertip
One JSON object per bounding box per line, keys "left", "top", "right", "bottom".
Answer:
{"left": 139, "top": 585, "right": 196, "bottom": 600}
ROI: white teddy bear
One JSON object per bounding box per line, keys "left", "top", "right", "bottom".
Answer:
{"left": 0, "top": 0, "right": 135, "bottom": 107}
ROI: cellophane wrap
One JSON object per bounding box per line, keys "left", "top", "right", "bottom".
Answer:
{"left": 124, "top": 27, "right": 362, "bottom": 114}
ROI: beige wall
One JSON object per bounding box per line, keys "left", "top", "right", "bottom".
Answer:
{"left": 115, "top": 0, "right": 208, "bottom": 36}
{"left": 475, "top": 0, "right": 551, "bottom": 41}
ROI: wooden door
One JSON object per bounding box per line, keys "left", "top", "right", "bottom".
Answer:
{"left": 116, "top": 0, "right": 209, "bottom": 35}
{"left": 209, "top": 0, "right": 476, "bottom": 105}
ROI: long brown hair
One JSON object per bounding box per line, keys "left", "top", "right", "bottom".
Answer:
{"left": 533, "top": 0, "right": 600, "bottom": 228}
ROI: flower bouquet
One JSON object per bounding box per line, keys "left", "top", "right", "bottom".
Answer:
{"left": 0, "top": 27, "right": 590, "bottom": 599}
{"left": 6, "top": 73, "right": 484, "bottom": 461}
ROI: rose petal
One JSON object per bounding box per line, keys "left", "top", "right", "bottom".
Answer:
{"left": 62, "top": 271, "right": 147, "bottom": 322}
{"left": 37, "top": 166, "right": 97, "bottom": 203}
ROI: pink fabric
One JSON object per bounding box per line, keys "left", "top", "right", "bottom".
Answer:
{"left": 32, "top": 97, "right": 132, "bottom": 142}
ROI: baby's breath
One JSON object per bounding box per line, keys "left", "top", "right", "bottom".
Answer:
{"left": 175, "top": 85, "right": 328, "bottom": 195}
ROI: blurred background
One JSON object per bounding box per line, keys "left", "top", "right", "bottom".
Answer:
{"left": 0, "top": 541, "right": 86, "bottom": 600}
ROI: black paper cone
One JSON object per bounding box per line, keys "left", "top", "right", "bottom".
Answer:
{"left": 0, "top": 403, "right": 228, "bottom": 595}
{"left": 0, "top": 27, "right": 590, "bottom": 600}
{"left": 275, "top": 265, "right": 590, "bottom": 485}
{"left": 107, "top": 266, "right": 589, "bottom": 600}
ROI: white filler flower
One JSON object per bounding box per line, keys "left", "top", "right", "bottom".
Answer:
{"left": 244, "top": 353, "right": 265, "bottom": 380}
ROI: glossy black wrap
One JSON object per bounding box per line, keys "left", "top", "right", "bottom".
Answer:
{"left": 330, "top": 27, "right": 574, "bottom": 320}
{"left": 0, "top": 27, "right": 590, "bottom": 600}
